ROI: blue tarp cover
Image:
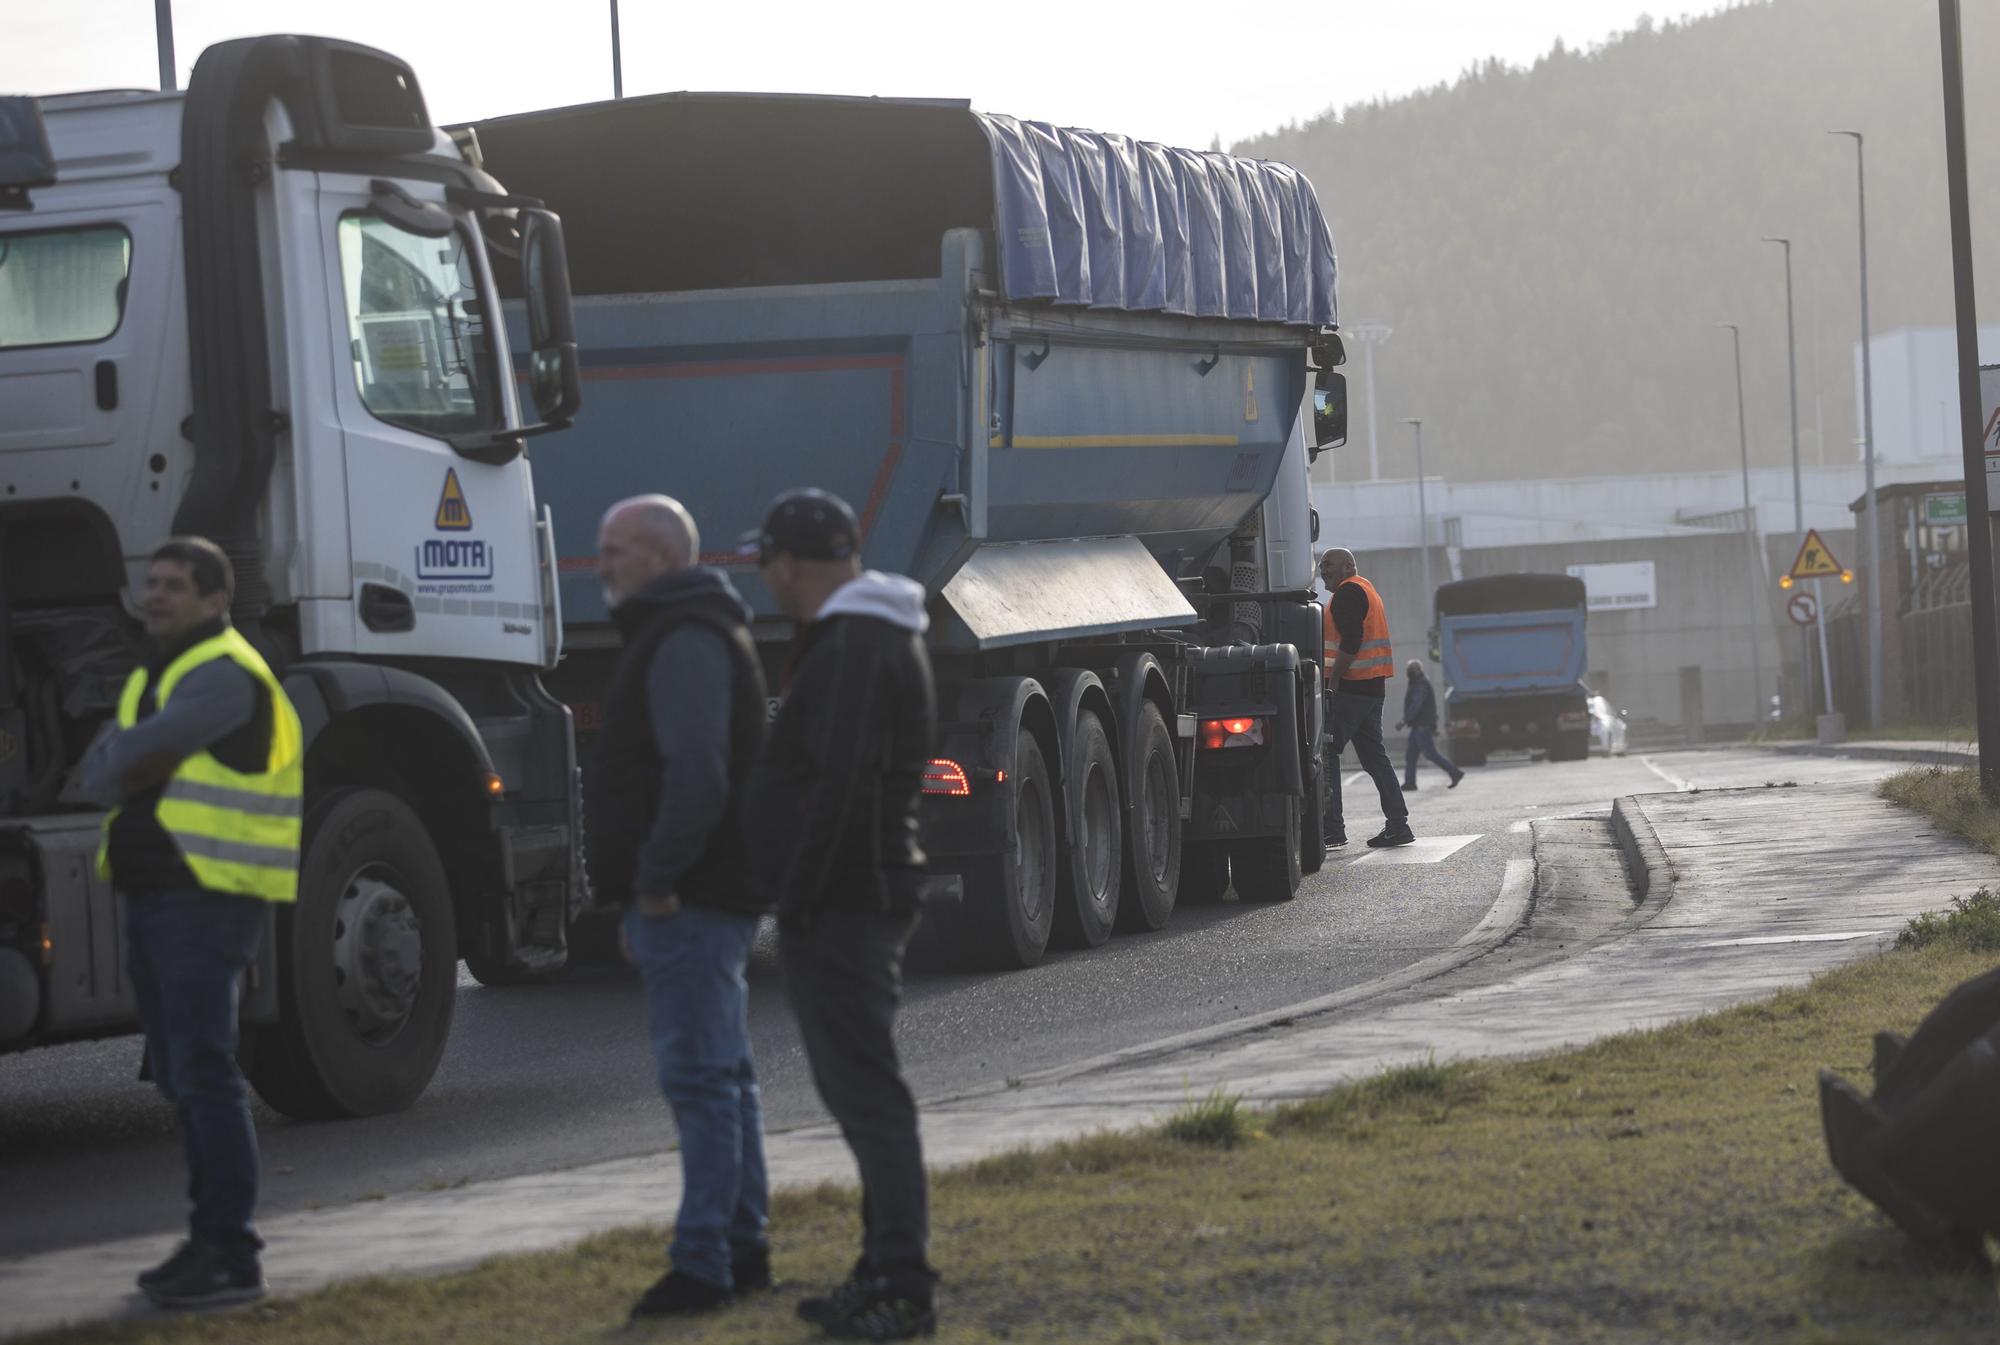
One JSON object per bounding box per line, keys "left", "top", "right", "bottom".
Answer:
{"left": 976, "top": 114, "right": 1337, "bottom": 328}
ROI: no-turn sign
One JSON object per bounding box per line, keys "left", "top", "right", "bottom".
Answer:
{"left": 1787, "top": 591, "right": 1820, "bottom": 626}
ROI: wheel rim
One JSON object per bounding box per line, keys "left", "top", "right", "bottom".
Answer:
{"left": 330, "top": 867, "right": 424, "bottom": 1044}
{"left": 1141, "top": 750, "right": 1172, "bottom": 887}
{"left": 1082, "top": 761, "right": 1116, "bottom": 916}
{"left": 1016, "top": 774, "right": 1051, "bottom": 926}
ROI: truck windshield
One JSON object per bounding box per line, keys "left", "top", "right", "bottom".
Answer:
{"left": 336, "top": 211, "right": 502, "bottom": 439}
{"left": 0, "top": 225, "right": 132, "bottom": 349}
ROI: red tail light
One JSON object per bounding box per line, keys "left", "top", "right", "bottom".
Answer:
{"left": 1448, "top": 718, "right": 1482, "bottom": 738}
{"left": 1199, "top": 717, "right": 1267, "bottom": 750}
{"left": 922, "top": 758, "right": 972, "bottom": 797}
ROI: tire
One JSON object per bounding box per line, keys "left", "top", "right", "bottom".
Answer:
{"left": 1300, "top": 759, "right": 1327, "bottom": 876}
{"left": 1452, "top": 739, "right": 1486, "bottom": 768}
{"left": 1115, "top": 703, "right": 1180, "bottom": 933}
{"left": 1551, "top": 731, "right": 1591, "bottom": 763}
{"left": 953, "top": 730, "right": 1058, "bottom": 969}
{"left": 1053, "top": 711, "right": 1122, "bottom": 948}
{"left": 1232, "top": 803, "right": 1303, "bottom": 903}
{"left": 1179, "top": 840, "right": 1231, "bottom": 905}
{"left": 248, "top": 788, "right": 458, "bottom": 1120}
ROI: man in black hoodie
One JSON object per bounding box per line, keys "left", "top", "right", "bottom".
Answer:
{"left": 745, "top": 489, "right": 940, "bottom": 1342}
{"left": 588, "top": 495, "right": 773, "bottom": 1319}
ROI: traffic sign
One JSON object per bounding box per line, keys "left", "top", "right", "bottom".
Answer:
{"left": 1927, "top": 492, "right": 1968, "bottom": 525}
{"left": 1787, "top": 591, "right": 1819, "bottom": 626}
{"left": 1789, "top": 528, "right": 1844, "bottom": 581}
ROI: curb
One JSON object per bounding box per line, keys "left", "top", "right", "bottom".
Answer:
{"left": 1759, "top": 742, "right": 1974, "bottom": 768}
{"left": 1610, "top": 794, "right": 1674, "bottom": 906}
{"left": 991, "top": 855, "right": 1538, "bottom": 1094}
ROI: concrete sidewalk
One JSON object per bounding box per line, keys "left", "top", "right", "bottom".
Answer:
{"left": 1761, "top": 737, "right": 1977, "bottom": 768}
{"left": 7, "top": 780, "right": 1995, "bottom": 1340}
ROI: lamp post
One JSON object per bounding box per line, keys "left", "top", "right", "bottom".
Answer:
{"left": 1402, "top": 417, "right": 1433, "bottom": 661}
{"left": 1717, "top": 323, "right": 1767, "bottom": 732}
{"left": 1762, "top": 235, "right": 1814, "bottom": 715}
{"left": 1831, "top": 129, "right": 1884, "bottom": 729}
{"left": 1346, "top": 322, "right": 1392, "bottom": 481}
{"left": 1936, "top": 0, "right": 2000, "bottom": 799}
{"left": 610, "top": 0, "right": 625, "bottom": 98}
{"left": 155, "top": 0, "right": 176, "bottom": 92}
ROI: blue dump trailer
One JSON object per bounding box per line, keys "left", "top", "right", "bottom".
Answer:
{"left": 1435, "top": 574, "right": 1592, "bottom": 767}
{"left": 467, "top": 93, "right": 1349, "bottom": 968}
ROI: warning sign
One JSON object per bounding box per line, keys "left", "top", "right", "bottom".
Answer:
{"left": 434, "top": 469, "right": 472, "bottom": 531}
{"left": 1788, "top": 528, "right": 1843, "bottom": 581}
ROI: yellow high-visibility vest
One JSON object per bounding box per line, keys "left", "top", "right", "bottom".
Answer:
{"left": 1323, "top": 575, "right": 1395, "bottom": 680}
{"left": 98, "top": 626, "right": 304, "bottom": 903}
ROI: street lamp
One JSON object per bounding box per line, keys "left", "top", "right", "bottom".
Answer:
{"left": 1717, "top": 323, "right": 1767, "bottom": 732}
{"left": 1761, "top": 235, "right": 1819, "bottom": 715}
{"left": 610, "top": 0, "right": 625, "bottom": 98}
{"left": 1402, "top": 417, "right": 1433, "bottom": 662}
{"left": 1345, "top": 322, "right": 1393, "bottom": 481}
{"left": 1831, "top": 129, "right": 1884, "bottom": 729}
{"left": 155, "top": 0, "right": 175, "bottom": 92}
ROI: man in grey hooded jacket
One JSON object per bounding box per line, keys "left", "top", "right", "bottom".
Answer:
{"left": 745, "top": 488, "right": 941, "bottom": 1342}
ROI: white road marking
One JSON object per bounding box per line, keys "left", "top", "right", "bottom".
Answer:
{"left": 1343, "top": 771, "right": 1366, "bottom": 788}
{"left": 1508, "top": 818, "right": 1533, "bottom": 834}
{"left": 1698, "top": 931, "right": 1885, "bottom": 948}
{"left": 1640, "top": 756, "right": 1695, "bottom": 791}
{"left": 1348, "top": 833, "right": 1484, "bottom": 865}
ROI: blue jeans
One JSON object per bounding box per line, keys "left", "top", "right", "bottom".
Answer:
{"left": 1322, "top": 691, "right": 1408, "bottom": 834}
{"left": 124, "top": 887, "right": 268, "bottom": 1270}
{"left": 625, "top": 904, "right": 769, "bottom": 1288}
{"left": 1403, "top": 725, "right": 1460, "bottom": 787}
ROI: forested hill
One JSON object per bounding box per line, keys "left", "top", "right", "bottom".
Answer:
{"left": 1235, "top": 0, "right": 2000, "bottom": 484}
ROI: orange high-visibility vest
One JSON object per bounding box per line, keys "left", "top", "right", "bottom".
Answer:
{"left": 1322, "top": 575, "right": 1394, "bottom": 681}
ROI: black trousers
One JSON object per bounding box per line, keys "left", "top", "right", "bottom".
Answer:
{"left": 780, "top": 908, "right": 931, "bottom": 1283}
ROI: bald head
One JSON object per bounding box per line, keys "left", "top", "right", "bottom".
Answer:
{"left": 597, "top": 494, "right": 700, "bottom": 608}
{"left": 1318, "top": 548, "right": 1356, "bottom": 586}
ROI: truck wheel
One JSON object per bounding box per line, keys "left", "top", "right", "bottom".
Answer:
{"left": 1232, "top": 806, "right": 1303, "bottom": 903}
{"left": 248, "top": 788, "right": 457, "bottom": 1120}
{"left": 1300, "top": 761, "right": 1327, "bottom": 876}
{"left": 1054, "top": 710, "right": 1122, "bottom": 948}
{"left": 1452, "top": 739, "right": 1486, "bottom": 768}
{"left": 1552, "top": 731, "right": 1591, "bottom": 763}
{"left": 945, "top": 729, "right": 1057, "bottom": 969}
{"left": 1179, "top": 841, "right": 1231, "bottom": 905}
{"left": 1115, "top": 703, "right": 1180, "bottom": 933}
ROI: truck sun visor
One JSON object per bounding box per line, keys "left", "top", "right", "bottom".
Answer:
{"left": 976, "top": 114, "right": 1337, "bottom": 328}
{"left": 0, "top": 97, "right": 57, "bottom": 205}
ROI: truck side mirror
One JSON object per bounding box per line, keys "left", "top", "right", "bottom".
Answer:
{"left": 520, "top": 208, "right": 581, "bottom": 429}
{"left": 1312, "top": 368, "right": 1348, "bottom": 453}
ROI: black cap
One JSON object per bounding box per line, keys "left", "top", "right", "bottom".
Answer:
{"left": 739, "top": 488, "right": 860, "bottom": 564}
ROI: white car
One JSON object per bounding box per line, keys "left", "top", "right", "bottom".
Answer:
{"left": 1588, "top": 694, "right": 1628, "bottom": 757}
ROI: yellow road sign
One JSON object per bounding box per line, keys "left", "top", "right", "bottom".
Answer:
{"left": 1788, "top": 528, "right": 1842, "bottom": 581}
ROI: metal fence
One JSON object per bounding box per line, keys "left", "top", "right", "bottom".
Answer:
{"left": 1817, "top": 564, "right": 1974, "bottom": 729}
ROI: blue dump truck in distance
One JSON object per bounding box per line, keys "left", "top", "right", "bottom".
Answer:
{"left": 1436, "top": 574, "right": 1592, "bottom": 767}
{"left": 466, "top": 93, "right": 1351, "bottom": 970}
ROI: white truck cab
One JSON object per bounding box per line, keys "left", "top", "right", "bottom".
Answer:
{"left": 0, "top": 35, "right": 586, "bottom": 1118}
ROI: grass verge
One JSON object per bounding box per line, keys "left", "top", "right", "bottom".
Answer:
{"left": 33, "top": 948, "right": 2000, "bottom": 1345}
{"left": 1882, "top": 765, "right": 2000, "bottom": 856}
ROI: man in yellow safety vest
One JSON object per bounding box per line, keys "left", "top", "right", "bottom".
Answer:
{"left": 1318, "top": 548, "right": 1413, "bottom": 849}
{"left": 85, "top": 537, "right": 302, "bottom": 1310}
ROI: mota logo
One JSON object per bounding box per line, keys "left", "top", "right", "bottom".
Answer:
{"left": 434, "top": 468, "right": 473, "bottom": 531}
{"left": 417, "top": 536, "right": 493, "bottom": 580}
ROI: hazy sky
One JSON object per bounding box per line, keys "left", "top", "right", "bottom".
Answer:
{"left": 8, "top": 0, "right": 1719, "bottom": 149}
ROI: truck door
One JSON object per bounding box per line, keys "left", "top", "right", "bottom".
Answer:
{"left": 310, "top": 172, "right": 547, "bottom": 667}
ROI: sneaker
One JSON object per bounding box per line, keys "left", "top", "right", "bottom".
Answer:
{"left": 629, "top": 1268, "right": 732, "bottom": 1319}
{"left": 140, "top": 1242, "right": 265, "bottom": 1310}
{"left": 1449, "top": 771, "right": 1465, "bottom": 789}
{"left": 1323, "top": 827, "right": 1347, "bottom": 851}
{"left": 1817, "top": 1070, "right": 1987, "bottom": 1269}
{"left": 1403, "top": 782, "right": 1419, "bottom": 792}
{"left": 1871, "top": 1030, "right": 1908, "bottom": 1082}
{"left": 732, "top": 1245, "right": 776, "bottom": 1296}
{"left": 1367, "top": 824, "right": 1416, "bottom": 848}
{"left": 798, "top": 1264, "right": 874, "bottom": 1328}
{"left": 817, "top": 1277, "right": 937, "bottom": 1340}
{"left": 136, "top": 1240, "right": 200, "bottom": 1293}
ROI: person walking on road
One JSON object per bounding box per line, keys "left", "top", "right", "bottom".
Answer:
{"left": 589, "top": 495, "right": 775, "bottom": 1319}
{"left": 745, "top": 488, "right": 942, "bottom": 1341}
{"left": 84, "top": 538, "right": 302, "bottom": 1309}
{"left": 1318, "top": 547, "right": 1414, "bottom": 849}
{"left": 1397, "top": 660, "right": 1464, "bottom": 791}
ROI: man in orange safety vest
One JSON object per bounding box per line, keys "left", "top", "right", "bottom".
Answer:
{"left": 1318, "top": 548, "right": 1413, "bottom": 849}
